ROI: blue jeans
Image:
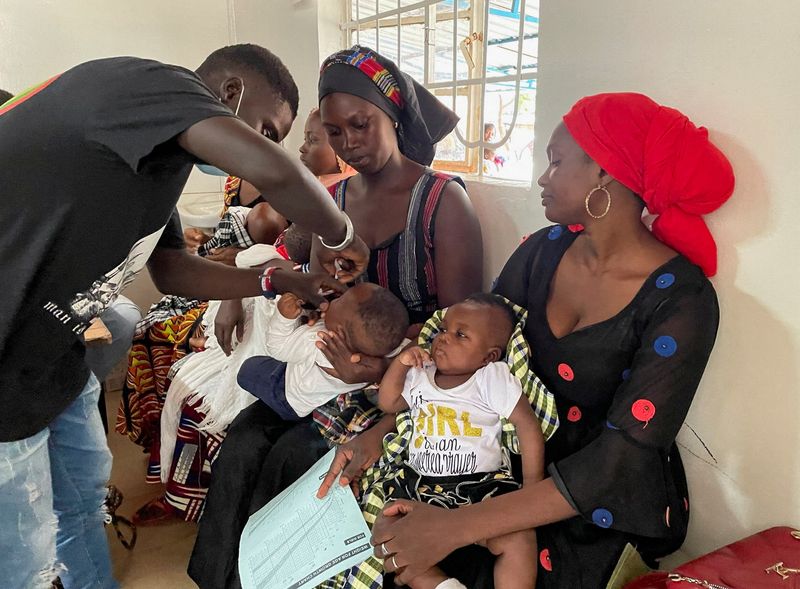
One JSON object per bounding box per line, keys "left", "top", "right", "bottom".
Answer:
{"left": 0, "top": 374, "right": 118, "bottom": 589}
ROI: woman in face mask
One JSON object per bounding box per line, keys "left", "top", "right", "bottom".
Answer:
{"left": 189, "top": 45, "right": 484, "bottom": 589}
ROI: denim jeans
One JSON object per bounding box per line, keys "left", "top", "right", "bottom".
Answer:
{"left": 0, "top": 373, "right": 118, "bottom": 589}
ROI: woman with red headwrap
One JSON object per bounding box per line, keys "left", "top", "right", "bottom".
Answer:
{"left": 370, "top": 93, "right": 734, "bottom": 588}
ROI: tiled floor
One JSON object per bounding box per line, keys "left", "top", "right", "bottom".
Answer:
{"left": 105, "top": 387, "right": 198, "bottom": 589}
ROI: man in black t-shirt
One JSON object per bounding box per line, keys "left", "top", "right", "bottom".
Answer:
{"left": 0, "top": 45, "right": 367, "bottom": 588}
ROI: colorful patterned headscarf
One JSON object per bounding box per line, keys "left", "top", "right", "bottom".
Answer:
{"left": 319, "top": 45, "right": 459, "bottom": 166}
{"left": 563, "top": 93, "right": 735, "bottom": 277}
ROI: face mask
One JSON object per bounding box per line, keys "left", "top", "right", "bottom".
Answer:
{"left": 195, "top": 82, "right": 245, "bottom": 176}
{"left": 195, "top": 163, "right": 230, "bottom": 176}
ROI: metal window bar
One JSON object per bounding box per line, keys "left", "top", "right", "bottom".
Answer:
{"left": 227, "top": 0, "right": 238, "bottom": 43}
{"left": 347, "top": 0, "right": 437, "bottom": 25}
{"left": 345, "top": 0, "right": 535, "bottom": 180}
{"left": 455, "top": 0, "right": 528, "bottom": 151}
{"left": 397, "top": 0, "right": 402, "bottom": 59}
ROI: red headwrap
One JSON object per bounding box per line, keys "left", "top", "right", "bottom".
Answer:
{"left": 562, "top": 93, "right": 734, "bottom": 276}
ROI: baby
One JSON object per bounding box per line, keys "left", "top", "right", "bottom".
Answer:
{"left": 238, "top": 282, "right": 409, "bottom": 420}
{"left": 194, "top": 203, "right": 282, "bottom": 259}
{"left": 378, "top": 293, "right": 544, "bottom": 589}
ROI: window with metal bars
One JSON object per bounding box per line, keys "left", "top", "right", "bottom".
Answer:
{"left": 342, "top": 0, "right": 538, "bottom": 183}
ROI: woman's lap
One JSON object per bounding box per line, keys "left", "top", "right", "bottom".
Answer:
{"left": 249, "top": 418, "right": 328, "bottom": 515}
{"left": 161, "top": 400, "right": 227, "bottom": 522}
{"left": 381, "top": 519, "right": 630, "bottom": 589}
{"left": 534, "top": 519, "right": 631, "bottom": 588}
{"left": 190, "top": 405, "right": 631, "bottom": 589}
{"left": 189, "top": 402, "right": 328, "bottom": 589}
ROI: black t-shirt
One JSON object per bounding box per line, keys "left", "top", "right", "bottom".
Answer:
{"left": 0, "top": 57, "right": 235, "bottom": 441}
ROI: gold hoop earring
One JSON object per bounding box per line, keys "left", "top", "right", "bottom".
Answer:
{"left": 585, "top": 185, "right": 612, "bottom": 219}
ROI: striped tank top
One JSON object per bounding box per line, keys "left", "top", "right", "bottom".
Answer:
{"left": 329, "top": 170, "right": 464, "bottom": 324}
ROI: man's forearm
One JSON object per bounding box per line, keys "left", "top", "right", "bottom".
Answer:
{"left": 148, "top": 247, "right": 262, "bottom": 300}
{"left": 252, "top": 166, "right": 348, "bottom": 245}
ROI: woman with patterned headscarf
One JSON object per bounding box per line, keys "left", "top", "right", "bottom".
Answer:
{"left": 367, "top": 93, "right": 734, "bottom": 588}
{"left": 189, "top": 46, "right": 484, "bottom": 588}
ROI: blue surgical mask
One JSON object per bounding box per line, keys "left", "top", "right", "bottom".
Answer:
{"left": 195, "top": 163, "right": 230, "bottom": 176}
{"left": 195, "top": 82, "right": 245, "bottom": 177}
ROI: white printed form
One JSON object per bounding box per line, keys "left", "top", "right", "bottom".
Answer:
{"left": 239, "top": 449, "right": 372, "bottom": 589}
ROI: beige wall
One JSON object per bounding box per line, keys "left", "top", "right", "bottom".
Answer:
{"left": 0, "top": 0, "right": 230, "bottom": 87}
{"left": 232, "top": 0, "right": 323, "bottom": 154}
{"left": 532, "top": 0, "right": 800, "bottom": 557}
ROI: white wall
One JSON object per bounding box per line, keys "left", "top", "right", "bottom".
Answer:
{"left": 531, "top": 0, "right": 800, "bottom": 558}
{"left": 232, "top": 0, "right": 323, "bottom": 153}
{"left": 0, "top": 0, "right": 230, "bottom": 87}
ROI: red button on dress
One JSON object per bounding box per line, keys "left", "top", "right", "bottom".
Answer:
{"left": 539, "top": 548, "right": 553, "bottom": 572}
{"left": 557, "top": 363, "right": 574, "bottom": 381}
{"left": 631, "top": 399, "right": 656, "bottom": 426}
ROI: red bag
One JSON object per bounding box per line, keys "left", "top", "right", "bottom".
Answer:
{"left": 624, "top": 527, "right": 800, "bottom": 589}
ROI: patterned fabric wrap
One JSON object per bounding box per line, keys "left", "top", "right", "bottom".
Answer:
{"left": 116, "top": 304, "right": 207, "bottom": 447}
{"left": 313, "top": 389, "right": 383, "bottom": 446}
{"left": 321, "top": 47, "right": 404, "bottom": 109}
{"left": 133, "top": 296, "right": 200, "bottom": 339}
{"left": 197, "top": 206, "right": 255, "bottom": 257}
{"left": 160, "top": 396, "right": 227, "bottom": 523}
{"left": 144, "top": 352, "right": 195, "bottom": 483}
{"left": 318, "top": 298, "right": 558, "bottom": 589}
{"left": 319, "top": 45, "right": 459, "bottom": 167}
{"left": 222, "top": 176, "right": 242, "bottom": 215}
{"left": 385, "top": 465, "right": 520, "bottom": 509}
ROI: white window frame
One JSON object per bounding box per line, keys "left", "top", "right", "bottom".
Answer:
{"left": 342, "top": 0, "right": 538, "bottom": 182}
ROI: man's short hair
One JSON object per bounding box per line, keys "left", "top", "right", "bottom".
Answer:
{"left": 197, "top": 44, "right": 299, "bottom": 118}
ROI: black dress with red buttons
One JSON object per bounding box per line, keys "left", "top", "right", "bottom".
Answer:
{"left": 491, "top": 224, "right": 719, "bottom": 588}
